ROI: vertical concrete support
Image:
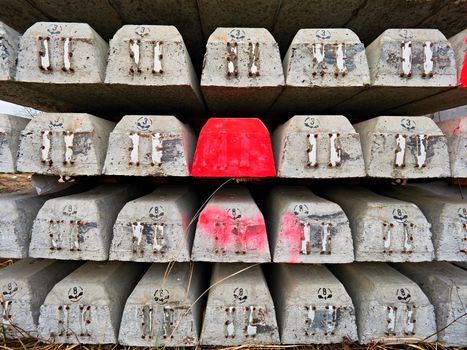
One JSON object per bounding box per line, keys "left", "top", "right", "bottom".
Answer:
{"left": 105, "top": 25, "right": 206, "bottom": 116}
{"left": 377, "top": 185, "right": 467, "bottom": 262}
{"left": 191, "top": 186, "right": 271, "bottom": 263}
{"left": 29, "top": 185, "right": 142, "bottom": 261}
{"left": 264, "top": 186, "right": 354, "bottom": 263}
{"left": 330, "top": 29, "right": 457, "bottom": 116}
{"left": 201, "top": 28, "right": 284, "bottom": 115}
{"left": 354, "top": 116, "right": 450, "bottom": 178}
{"left": 393, "top": 262, "right": 467, "bottom": 346}
{"left": 110, "top": 186, "right": 198, "bottom": 262}
{"left": 0, "top": 259, "right": 82, "bottom": 339}
{"left": 387, "top": 30, "right": 467, "bottom": 115}
{"left": 437, "top": 117, "right": 467, "bottom": 178}
{"left": 103, "top": 115, "right": 196, "bottom": 176}
{"left": 0, "top": 115, "right": 30, "bottom": 173}
{"left": 119, "top": 263, "right": 208, "bottom": 346}
{"left": 38, "top": 261, "right": 147, "bottom": 344}
{"left": 316, "top": 186, "right": 434, "bottom": 262}
{"left": 201, "top": 263, "right": 280, "bottom": 345}
{"left": 271, "top": 29, "right": 370, "bottom": 114}
{"left": 331, "top": 263, "right": 437, "bottom": 344}
{"left": 267, "top": 264, "right": 357, "bottom": 344}
{"left": 272, "top": 115, "right": 365, "bottom": 178}
{"left": 17, "top": 113, "right": 115, "bottom": 176}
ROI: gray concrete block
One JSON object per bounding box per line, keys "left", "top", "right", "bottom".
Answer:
{"left": 110, "top": 186, "right": 198, "bottom": 262}
{"left": 0, "top": 259, "right": 82, "bottom": 339}
{"left": 201, "top": 263, "right": 279, "bottom": 345}
{"left": 436, "top": 117, "right": 467, "bottom": 178}
{"left": 316, "top": 186, "right": 434, "bottom": 262}
{"left": 376, "top": 185, "right": 467, "bottom": 262}
{"left": 455, "top": 262, "right": 467, "bottom": 270}
{"left": 119, "top": 263, "right": 208, "bottom": 346}
{"left": 105, "top": 25, "right": 206, "bottom": 116}
{"left": 264, "top": 186, "right": 354, "bottom": 263}
{"left": 29, "top": 184, "right": 142, "bottom": 261}
{"left": 191, "top": 186, "right": 271, "bottom": 263}
{"left": 272, "top": 115, "right": 366, "bottom": 178}
{"left": 330, "top": 263, "right": 437, "bottom": 344}
{"left": 393, "top": 262, "right": 467, "bottom": 346}
{"left": 201, "top": 28, "right": 284, "bottom": 115}
{"left": 267, "top": 264, "right": 357, "bottom": 344}
{"left": 330, "top": 29, "right": 457, "bottom": 116}
{"left": 354, "top": 116, "right": 450, "bottom": 178}
{"left": 271, "top": 29, "right": 370, "bottom": 115}
{"left": 17, "top": 112, "right": 115, "bottom": 176}
{"left": 103, "top": 115, "right": 196, "bottom": 177}
{"left": 38, "top": 261, "right": 147, "bottom": 344}
{"left": 0, "top": 115, "right": 30, "bottom": 173}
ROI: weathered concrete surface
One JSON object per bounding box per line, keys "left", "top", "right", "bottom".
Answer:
{"left": 103, "top": 115, "right": 196, "bottom": 176}
{"left": 201, "top": 263, "right": 280, "bottom": 345}
{"left": 436, "top": 117, "right": 467, "bottom": 178}
{"left": 354, "top": 116, "right": 450, "bottom": 178}
{"left": 330, "top": 263, "right": 436, "bottom": 344}
{"left": 316, "top": 186, "right": 434, "bottom": 262}
{"left": 110, "top": 186, "right": 198, "bottom": 262}
{"left": 30, "top": 174, "right": 75, "bottom": 196}
{"left": 271, "top": 29, "right": 370, "bottom": 115}
{"left": 15, "top": 22, "right": 129, "bottom": 116}
{"left": 105, "top": 25, "right": 206, "bottom": 116}
{"left": 330, "top": 29, "right": 457, "bottom": 117}
{"left": 264, "top": 186, "right": 354, "bottom": 263}
{"left": 201, "top": 28, "right": 284, "bottom": 116}
{"left": 119, "top": 263, "right": 208, "bottom": 346}
{"left": 377, "top": 184, "right": 467, "bottom": 262}
{"left": 409, "top": 181, "right": 466, "bottom": 199}
{"left": 192, "top": 186, "right": 271, "bottom": 263}
{"left": 38, "top": 261, "right": 147, "bottom": 344}
{"left": 272, "top": 115, "right": 365, "bottom": 178}
{"left": 455, "top": 262, "right": 467, "bottom": 270}
{"left": 0, "top": 115, "right": 30, "bottom": 173}
{"left": 29, "top": 185, "right": 143, "bottom": 261}
{"left": 393, "top": 262, "right": 467, "bottom": 346}
{"left": 0, "top": 259, "right": 82, "bottom": 339}
{"left": 267, "top": 264, "right": 357, "bottom": 344}
{"left": 17, "top": 112, "right": 115, "bottom": 176}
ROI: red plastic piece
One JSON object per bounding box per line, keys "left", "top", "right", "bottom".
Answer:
{"left": 461, "top": 35, "right": 467, "bottom": 88}
{"left": 191, "top": 118, "right": 276, "bottom": 177}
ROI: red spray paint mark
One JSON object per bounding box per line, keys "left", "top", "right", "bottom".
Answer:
{"left": 460, "top": 35, "right": 467, "bottom": 87}
{"left": 191, "top": 118, "right": 276, "bottom": 177}
{"left": 437, "top": 116, "right": 467, "bottom": 136}
{"left": 280, "top": 212, "right": 303, "bottom": 263}
{"left": 198, "top": 206, "right": 267, "bottom": 252}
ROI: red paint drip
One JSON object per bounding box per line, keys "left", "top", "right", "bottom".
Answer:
{"left": 191, "top": 118, "right": 276, "bottom": 177}
{"left": 460, "top": 35, "right": 467, "bottom": 88}
{"left": 280, "top": 212, "right": 302, "bottom": 263}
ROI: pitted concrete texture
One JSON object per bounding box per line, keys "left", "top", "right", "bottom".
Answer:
{"left": 272, "top": 115, "right": 365, "bottom": 178}
{"left": 201, "top": 263, "right": 280, "bottom": 345}
{"left": 436, "top": 117, "right": 467, "bottom": 178}
{"left": 0, "top": 114, "right": 30, "bottom": 173}
{"left": 271, "top": 29, "right": 370, "bottom": 115}
{"left": 316, "top": 186, "right": 434, "bottom": 262}
{"left": 38, "top": 261, "right": 147, "bottom": 344}
{"left": 110, "top": 186, "right": 197, "bottom": 262}
{"left": 330, "top": 29, "right": 457, "bottom": 116}
{"left": 267, "top": 264, "right": 357, "bottom": 344}
{"left": 119, "top": 263, "right": 208, "bottom": 346}
{"left": 105, "top": 25, "right": 206, "bottom": 116}
{"left": 387, "top": 29, "right": 467, "bottom": 115}
{"left": 29, "top": 184, "right": 143, "bottom": 261}
{"left": 330, "top": 263, "right": 436, "bottom": 344}
{"left": 354, "top": 116, "right": 450, "bottom": 178}
{"left": 264, "top": 186, "right": 354, "bottom": 263}
{"left": 377, "top": 185, "right": 467, "bottom": 262}
{"left": 0, "top": 259, "right": 82, "bottom": 339}
{"left": 201, "top": 27, "right": 284, "bottom": 115}
{"left": 191, "top": 186, "right": 271, "bottom": 263}
{"left": 103, "top": 115, "right": 196, "bottom": 176}
{"left": 393, "top": 262, "right": 467, "bottom": 346}
{"left": 17, "top": 112, "right": 115, "bottom": 176}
